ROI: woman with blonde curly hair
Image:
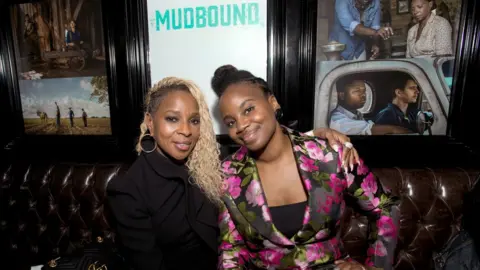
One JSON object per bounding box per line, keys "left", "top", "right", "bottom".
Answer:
{"left": 107, "top": 76, "right": 359, "bottom": 270}
{"left": 107, "top": 77, "right": 223, "bottom": 270}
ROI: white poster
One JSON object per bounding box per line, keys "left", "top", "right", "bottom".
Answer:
{"left": 147, "top": 0, "right": 267, "bottom": 134}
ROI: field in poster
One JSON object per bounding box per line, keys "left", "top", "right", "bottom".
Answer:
{"left": 10, "top": 0, "right": 107, "bottom": 80}
{"left": 314, "top": 0, "right": 461, "bottom": 136}
{"left": 20, "top": 76, "right": 111, "bottom": 135}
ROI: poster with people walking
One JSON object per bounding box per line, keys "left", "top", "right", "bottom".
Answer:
{"left": 10, "top": 0, "right": 112, "bottom": 135}
{"left": 314, "top": 0, "right": 462, "bottom": 136}
{"left": 20, "top": 76, "right": 111, "bottom": 135}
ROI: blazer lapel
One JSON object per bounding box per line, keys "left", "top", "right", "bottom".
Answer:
{"left": 287, "top": 129, "right": 342, "bottom": 244}
{"left": 229, "top": 146, "right": 295, "bottom": 247}
{"left": 227, "top": 128, "right": 342, "bottom": 246}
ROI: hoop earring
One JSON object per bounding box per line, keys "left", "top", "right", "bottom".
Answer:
{"left": 140, "top": 133, "right": 157, "bottom": 153}
{"left": 275, "top": 108, "right": 284, "bottom": 120}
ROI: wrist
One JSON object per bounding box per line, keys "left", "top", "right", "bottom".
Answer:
{"left": 312, "top": 127, "right": 329, "bottom": 137}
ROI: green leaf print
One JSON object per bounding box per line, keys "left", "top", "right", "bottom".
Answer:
{"left": 238, "top": 202, "right": 247, "bottom": 212}
{"left": 241, "top": 174, "right": 252, "bottom": 187}
{"left": 243, "top": 167, "right": 254, "bottom": 175}
{"left": 313, "top": 171, "right": 330, "bottom": 184}
{"left": 315, "top": 253, "right": 332, "bottom": 264}
{"left": 354, "top": 188, "right": 364, "bottom": 197}
{"left": 245, "top": 211, "right": 256, "bottom": 222}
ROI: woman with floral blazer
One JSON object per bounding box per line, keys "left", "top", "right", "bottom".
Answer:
{"left": 212, "top": 65, "right": 399, "bottom": 270}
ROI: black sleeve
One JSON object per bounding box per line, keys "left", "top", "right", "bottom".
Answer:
{"left": 108, "top": 175, "right": 164, "bottom": 270}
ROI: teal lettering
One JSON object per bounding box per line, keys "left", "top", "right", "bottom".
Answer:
{"left": 207, "top": 6, "right": 219, "bottom": 27}
{"left": 195, "top": 7, "right": 207, "bottom": 28}
{"left": 220, "top": 5, "right": 231, "bottom": 26}
{"left": 233, "top": 4, "right": 246, "bottom": 25}
{"left": 155, "top": 10, "right": 170, "bottom": 31}
{"left": 248, "top": 3, "right": 259, "bottom": 25}
{"left": 183, "top": 8, "right": 194, "bottom": 29}
{"left": 172, "top": 8, "right": 182, "bottom": 30}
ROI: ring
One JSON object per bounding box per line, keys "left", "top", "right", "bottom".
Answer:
{"left": 344, "top": 142, "right": 353, "bottom": 149}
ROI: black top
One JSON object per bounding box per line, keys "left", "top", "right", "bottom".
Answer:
{"left": 107, "top": 147, "right": 218, "bottom": 270}
{"left": 374, "top": 103, "right": 420, "bottom": 133}
{"left": 269, "top": 201, "right": 307, "bottom": 239}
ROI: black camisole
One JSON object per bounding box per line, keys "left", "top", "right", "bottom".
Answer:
{"left": 269, "top": 201, "right": 308, "bottom": 239}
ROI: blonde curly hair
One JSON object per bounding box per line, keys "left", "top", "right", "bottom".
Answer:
{"left": 136, "top": 77, "right": 223, "bottom": 205}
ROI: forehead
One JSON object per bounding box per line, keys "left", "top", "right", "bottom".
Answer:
{"left": 347, "top": 80, "right": 366, "bottom": 89}
{"left": 405, "top": 79, "right": 418, "bottom": 88}
{"left": 412, "top": 0, "right": 428, "bottom": 5}
{"left": 220, "top": 83, "right": 264, "bottom": 104}
{"left": 157, "top": 90, "right": 198, "bottom": 111}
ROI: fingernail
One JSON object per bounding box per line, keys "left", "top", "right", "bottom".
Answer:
{"left": 333, "top": 144, "right": 339, "bottom": 152}
{"left": 350, "top": 164, "right": 354, "bottom": 171}
{"left": 344, "top": 166, "right": 349, "bottom": 172}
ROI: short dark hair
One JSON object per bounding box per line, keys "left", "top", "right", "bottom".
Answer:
{"left": 336, "top": 74, "right": 366, "bottom": 93}
{"left": 211, "top": 65, "right": 272, "bottom": 98}
{"left": 391, "top": 73, "right": 415, "bottom": 98}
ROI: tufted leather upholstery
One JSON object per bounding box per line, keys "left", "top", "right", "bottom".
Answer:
{"left": 0, "top": 157, "right": 478, "bottom": 269}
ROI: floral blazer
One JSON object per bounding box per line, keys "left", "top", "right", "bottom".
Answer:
{"left": 218, "top": 128, "right": 400, "bottom": 270}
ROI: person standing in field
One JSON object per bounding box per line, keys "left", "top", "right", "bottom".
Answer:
{"left": 81, "top": 108, "right": 88, "bottom": 127}
{"left": 68, "top": 107, "right": 75, "bottom": 127}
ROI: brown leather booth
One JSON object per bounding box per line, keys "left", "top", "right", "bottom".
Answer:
{"left": 1, "top": 156, "right": 478, "bottom": 269}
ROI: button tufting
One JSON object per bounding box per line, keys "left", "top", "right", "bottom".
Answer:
{"left": 1, "top": 161, "right": 477, "bottom": 270}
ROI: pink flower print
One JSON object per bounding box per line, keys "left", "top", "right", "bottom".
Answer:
{"left": 314, "top": 229, "right": 329, "bottom": 240}
{"left": 328, "top": 174, "right": 345, "bottom": 193}
{"left": 293, "top": 145, "right": 303, "bottom": 152}
{"left": 318, "top": 195, "right": 334, "bottom": 214}
{"left": 262, "top": 205, "right": 272, "bottom": 222}
{"left": 303, "top": 206, "right": 311, "bottom": 225}
{"left": 345, "top": 172, "right": 355, "bottom": 188}
{"left": 356, "top": 162, "right": 369, "bottom": 175}
{"left": 315, "top": 138, "right": 327, "bottom": 148}
{"left": 300, "top": 156, "right": 318, "bottom": 172}
{"left": 378, "top": 216, "right": 397, "bottom": 240}
{"left": 220, "top": 241, "right": 233, "bottom": 250}
{"left": 238, "top": 249, "right": 250, "bottom": 265}
{"left": 306, "top": 244, "right": 323, "bottom": 261}
{"left": 304, "top": 179, "right": 312, "bottom": 191}
{"left": 367, "top": 240, "right": 387, "bottom": 257}
{"left": 235, "top": 147, "right": 247, "bottom": 161}
{"left": 226, "top": 176, "right": 242, "bottom": 199}
{"left": 305, "top": 141, "right": 333, "bottom": 162}
{"left": 364, "top": 257, "right": 374, "bottom": 267}
{"left": 222, "top": 161, "right": 236, "bottom": 174}
{"left": 245, "top": 180, "right": 265, "bottom": 206}
{"left": 360, "top": 173, "right": 378, "bottom": 196}
{"left": 270, "top": 231, "right": 294, "bottom": 245}
{"left": 258, "top": 249, "right": 284, "bottom": 267}
{"left": 218, "top": 208, "right": 229, "bottom": 223}
{"left": 294, "top": 260, "right": 309, "bottom": 270}
{"left": 231, "top": 228, "right": 244, "bottom": 242}
{"left": 362, "top": 196, "right": 380, "bottom": 210}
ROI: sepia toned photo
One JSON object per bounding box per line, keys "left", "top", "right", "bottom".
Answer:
{"left": 314, "top": 0, "right": 462, "bottom": 136}
{"left": 20, "top": 76, "right": 111, "bottom": 135}
{"left": 10, "top": 0, "right": 107, "bottom": 80}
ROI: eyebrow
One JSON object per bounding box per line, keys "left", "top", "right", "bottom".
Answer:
{"left": 222, "top": 98, "right": 255, "bottom": 121}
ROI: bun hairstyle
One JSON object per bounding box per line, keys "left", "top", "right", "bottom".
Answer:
{"left": 211, "top": 65, "right": 272, "bottom": 98}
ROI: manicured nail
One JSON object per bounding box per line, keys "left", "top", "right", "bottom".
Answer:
{"left": 350, "top": 164, "right": 354, "bottom": 171}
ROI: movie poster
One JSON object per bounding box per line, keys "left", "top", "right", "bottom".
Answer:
{"left": 314, "top": 0, "right": 461, "bottom": 136}
{"left": 10, "top": 0, "right": 112, "bottom": 135}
